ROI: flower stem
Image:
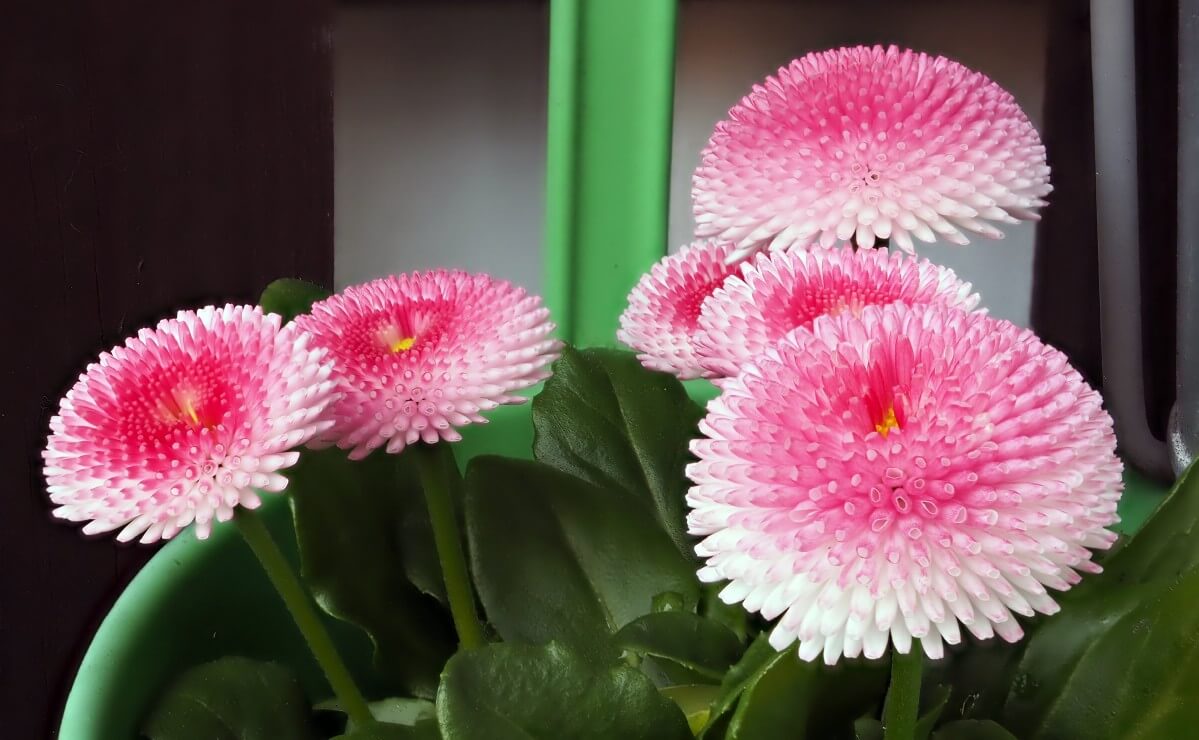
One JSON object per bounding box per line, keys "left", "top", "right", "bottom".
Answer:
{"left": 411, "top": 443, "right": 486, "bottom": 650}
{"left": 235, "top": 508, "right": 373, "bottom": 727}
{"left": 883, "top": 642, "right": 922, "bottom": 740}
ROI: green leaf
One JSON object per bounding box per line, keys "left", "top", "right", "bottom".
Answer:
{"left": 636, "top": 656, "right": 716, "bottom": 690}
{"left": 318, "top": 697, "right": 438, "bottom": 732}
{"left": 1002, "top": 462, "right": 1199, "bottom": 738}
{"left": 850, "top": 683, "right": 947, "bottom": 740}
{"left": 1007, "top": 566, "right": 1199, "bottom": 739}
{"left": 700, "top": 636, "right": 888, "bottom": 740}
{"left": 334, "top": 721, "right": 440, "bottom": 740}
{"left": 927, "top": 636, "right": 1026, "bottom": 725}
{"left": 1092, "top": 461, "right": 1199, "bottom": 584}
{"left": 653, "top": 590, "right": 687, "bottom": 613}
{"left": 437, "top": 641, "right": 693, "bottom": 740}
{"left": 532, "top": 347, "right": 703, "bottom": 560}
{"left": 393, "top": 450, "right": 460, "bottom": 605}
{"left": 724, "top": 649, "right": 817, "bottom": 739}
{"left": 288, "top": 448, "right": 455, "bottom": 698}
{"left": 699, "top": 636, "right": 780, "bottom": 737}
{"left": 142, "top": 657, "right": 317, "bottom": 740}
{"left": 466, "top": 456, "right": 699, "bottom": 662}
{"left": 661, "top": 685, "right": 724, "bottom": 735}
{"left": 700, "top": 582, "right": 751, "bottom": 644}
{"left": 914, "top": 685, "right": 951, "bottom": 740}
{"left": 616, "top": 612, "right": 742, "bottom": 681}
{"left": 310, "top": 448, "right": 456, "bottom": 609}
{"left": 366, "top": 698, "right": 437, "bottom": 727}
{"left": 854, "top": 718, "right": 884, "bottom": 740}
{"left": 259, "top": 278, "right": 330, "bottom": 323}
{"left": 932, "top": 720, "right": 1018, "bottom": 739}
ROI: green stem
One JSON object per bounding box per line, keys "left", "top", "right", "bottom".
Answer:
{"left": 883, "top": 642, "right": 923, "bottom": 740}
{"left": 411, "top": 443, "right": 486, "bottom": 650}
{"left": 235, "top": 508, "right": 373, "bottom": 727}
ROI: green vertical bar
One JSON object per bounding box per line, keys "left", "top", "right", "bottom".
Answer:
{"left": 543, "top": 0, "right": 679, "bottom": 347}
{"left": 544, "top": 0, "right": 581, "bottom": 341}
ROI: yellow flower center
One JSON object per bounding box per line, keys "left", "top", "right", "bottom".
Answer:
{"left": 378, "top": 325, "right": 417, "bottom": 353}
{"left": 181, "top": 397, "right": 201, "bottom": 426}
{"left": 875, "top": 406, "right": 900, "bottom": 437}
{"left": 158, "top": 388, "right": 205, "bottom": 428}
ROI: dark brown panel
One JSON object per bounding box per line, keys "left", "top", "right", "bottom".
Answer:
{"left": 1134, "top": 0, "right": 1179, "bottom": 439}
{"left": 0, "top": 1, "right": 333, "bottom": 736}
{"left": 1030, "top": 0, "right": 1103, "bottom": 387}
{"left": 1032, "top": 0, "right": 1178, "bottom": 437}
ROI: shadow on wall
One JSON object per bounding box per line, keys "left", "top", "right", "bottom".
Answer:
{"left": 335, "top": 0, "right": 1047, "bottom": 327}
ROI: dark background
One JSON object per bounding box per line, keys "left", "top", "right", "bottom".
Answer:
{"left": 0, "top": 0, "right": 1179, "bottom": 737}
{"left": 0, "top": 1, "right": 333, "bottom": 736}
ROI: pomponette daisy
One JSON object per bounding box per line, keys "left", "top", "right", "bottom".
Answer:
{"left": 294, "top": 270, "right": 560, "bottom": 458}
{"left": 693, "top": 45, "right": 1052, "bottom": 260}
{"left": 43, "top": 305, "right": 338, "bottom": 543}
{"left": 617, "top": 240, "right": 743, "bottom": 379}
{"left": 695, "top": 245, "right": 979, "bottom": 379}
{"left": 687, "top": 302, "right": 1122, "bottom": 664}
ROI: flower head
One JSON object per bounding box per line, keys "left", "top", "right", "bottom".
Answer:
{"left": 687, "top": 303, "right": 1121, "bottom": 664}
{"left": 294, "top": 271, "right": 560, "bottom": 458}
{"left": 693, "top": 45, "right": 1051, "bottom": 261}
{"left": 618, "top": 240, "right": 743, "bottom": 379}
{"left": 695, "top": 246, "right": 979, "bottom": 379}
{"left": 44, "top": 305, "right": 337, "bottom": 543}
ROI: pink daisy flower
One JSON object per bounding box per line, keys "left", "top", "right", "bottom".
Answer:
{"left": 617, "top": 240, "right": 743, "bottom": 379}
{"left": 687, "top": 303, "right": 1122, "bottom": 664}
{"left": 695, "top": 246, "right": 980, "bottom": 379}
{"left": 44, "top": 305, "right": 338, "bottom": 543}
{"left": 294, "top": 271, "right": 560, "bottom": 458}
{"left": 693, "top": 45, "right": 1052, "bottom": 261}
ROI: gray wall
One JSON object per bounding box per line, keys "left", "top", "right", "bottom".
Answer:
{"left": 336, "top": 0, "right": 1048, "bottom": 326}
{"left": 335, "top": 4, "right": 549, "bottom": 290}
